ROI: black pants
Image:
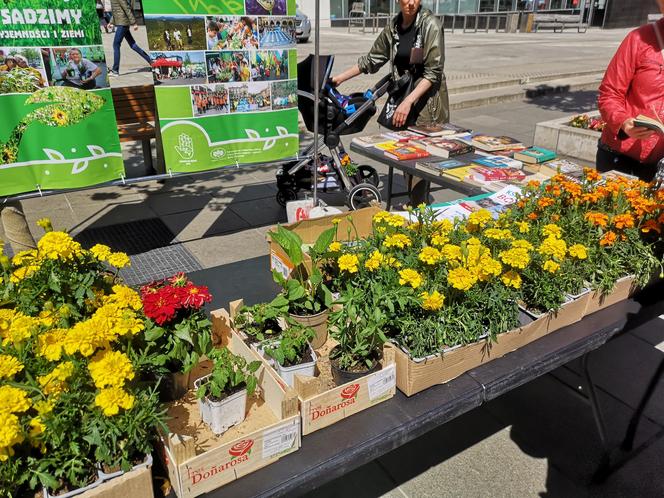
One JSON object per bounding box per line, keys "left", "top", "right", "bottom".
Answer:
{"left": 596, "top": 142, "right": 657, "bottom": 182}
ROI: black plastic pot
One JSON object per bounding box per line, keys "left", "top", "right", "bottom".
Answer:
{"left": 329, "top": 346, "right": 381, "bottom": 386}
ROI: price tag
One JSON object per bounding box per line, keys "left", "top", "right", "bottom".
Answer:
{"left": 262, "top": 422, "right": 298, "bottom": 459}
{"left": 270, "top": 251, "right": 293, "bottom": 279}
{"left": 367, "top": 364, "right": 396, "bottom": 401}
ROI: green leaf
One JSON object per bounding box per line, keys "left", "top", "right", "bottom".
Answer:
{"left": 144, "top": 327, "right": 165, "bottom": 342}
{"left": 269, "top": 226, "right": 304, "bottom": 266}
{"left": 174, "top": 326, "right": 194, "bottom": 346}
{"left": 312, "top": 227, "right": 337, "bottom": 256}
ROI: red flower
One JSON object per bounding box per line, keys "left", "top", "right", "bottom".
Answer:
{"left": 142, "top": 286, "right": 181, "bottom": 325}
{"left": 182, "top": 283, "right": 212, "bottom": 309}
{"left": 168, "top": 272, "right": 188, "bottom": 287}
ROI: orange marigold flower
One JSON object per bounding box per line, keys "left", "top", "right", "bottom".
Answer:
{"left": 658, "top": 213, "right": 664, "bottom": 224}
{"left": 550, "top": 214, "right": 560, "bottom": 222}
{"left": 527, "top": 180, "right": 541, "bottom": 189}
{"left": 585, "top": 212, "right": 608, "bottom": 227}
{"left": 585, "top": 168, "right": 602, "bottom": 182}
{"left": 517, "top": 200, "right": 526, "bottom": 209}
{"left": 537, "top": 197, "right": 555, "bottom": 209}
{"left": 600, "top": 231, "right": 617, "bottom": 247}
{"left": 641, "top": 219, "right": 661, "bottom": 234}
{"left": 527, "top": 212, "right": 538, "bottom": 220}
{"left": 612, "top": 214, "right": 635, "bottom": 230}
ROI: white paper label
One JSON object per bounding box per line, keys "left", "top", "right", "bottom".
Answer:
{"left": 270, "top": 251, "right": 292, "bottom": 279}
{"left": 262, "top": 422, "right": 298, "bottom": 459}
{"left": 367, "top": 364, "right": 396, "bottom": 401}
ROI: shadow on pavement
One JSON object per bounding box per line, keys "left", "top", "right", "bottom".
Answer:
{"left": 526, "top": 90, "right": 599, "bottom": 115}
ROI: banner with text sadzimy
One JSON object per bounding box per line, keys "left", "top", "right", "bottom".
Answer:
{"left": 143, "top": 0, "right": 299, "bottom": 173}
{"left": 0, "top": 0, "right": 124, "bottom": 197}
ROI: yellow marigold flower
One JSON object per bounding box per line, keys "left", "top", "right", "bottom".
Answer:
{"left": 0, "top": 414, "right": 24, "bottom": 462}
{"left": 37, "top": 231, "right": 82, "bottom": 261}
{"left": 568, "top": 244, "right": 588, "bottom": 260}
{"left": 34, "top": 399, "right": 55, "bottom": 416}
{"left": 516, "top": 221, "right": 530, "bottom": 234}
{"left": 467, "top": 209, "right": 493, "bottom": 230}
{"left": 399, "top": 269, "right": 423, "bottom": 289}
{"left": 88, "top": 350, "right": 135, "bottom": 389}
{"left": 475, "top": 257, "right": 502, "bottom": 282}
{"left": 447, "top": 267, "right": 477, "bottom": 292}
{"left": 90, "top": 244, "right": 112, "bottom": 261}
{"left": 372, "top": 211, "right": 391, "bottom": 224}
{"left": 0, "top": 385, "right": 31, "bottom": 416}
{"left": 36, "top": 218, "right": 53, "bottom": 232}
{"left": 113, "top": 310, "right": 145, "bottom": 337}
{"left": 0, "top": 355, "right": 23, "bottom": 380}
{"left": 105, "top": 285, "right": 142, "bottom": 311}
{"left": 432, "top": 219, "right": 454, "bottom": 234}
{"left": 543, "top": 260, "right": 560, "bottom": 273}
{"left": 484, "top": 228, "right": 513, "bottom": 241}
{"left": 29, "top": 417, "right": 46, "bottom": 439}
{"left": 511, "top": 239, "right": 534, "bottom": 251}
{"left": 501, "top": 270, "right": 522, "bottom": 289}
{"left": 338, "top": 254, "right": 359, "bottom": 273}
{"left": 420, "top": 290, "right": 445, "bottom": 311}
{"left": 95, "top": 387, "right": 135, "bottom": 417}
{"left": 538, "top": 236, "right": 567, "bottom": 261}
{"left": 332, "top": 218, "right": 341, "bottom": 225}
{"left": 38, "top": 329, "right": 67, "bottom": 361}
{"left": 387, "top": 214, "right": 406, "bottom": 227}
{"left": 2, "top": 314, "right": 39, "bottom": 346}
{"left": 383, "top": 234, "right": 412, "bottom": 249}
{"left": 11, "top": 249, "right": 37, "bottom": 266}
{"left": 499, "top": 248, "right": 531, "bottom": 269}
{"left": 328, "top": 242, "right": 342, "bottom": 253}
{"left": 441, "top": 244, "right": 462, "bottom": 261}
{"left": 384, "top": 256, "right": 402, "bottom": 268}
{"left": 364, "top": 250, "right": 383, "bottom": 271}
{"left": 430, "top": 233, "right": 449, "bottom": 247}
{"left": 9, "top": 263, "right": 40, "bottom": 284}
{"left": 418, "top": 247, "right": 442, "bottom": 265}
{"left": 467, "top": 237, "right": 482, "bottom": 246}
{"left": 38, "top": 362, "right": 75, "bottom": 397}
{"left": 542, "top": 224, "right": 562, "bottom": 239}
{"left": 107, "top": 252, "right": 131, "bottom": 269}
{"left": 64, "top": 321, "right": 102, "bottom": 357}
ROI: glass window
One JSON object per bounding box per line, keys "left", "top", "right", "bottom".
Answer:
{"left": 421, "top": 0, "right": 437, "bottom": 12}
{"left": 368, "top": 0, "right": 392, "bottom": 14}
{"left": 437, "top": 0, "right": 459, "bottom": 13}
{"left": 516, "top": 0, "right": 534, "bottom": 9}
{"left": 498, "top": 0, "right": 515, "bottom": 10}
{"left": 479, "top": 0, "right": 496, "bottom": 11}
{"left": 459, "top": 0, "right": 479, "bottom": 12}
{"left": 330, "top": 0, "right": 348, "bottom": 18}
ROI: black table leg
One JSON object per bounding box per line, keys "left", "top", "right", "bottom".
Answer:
{"left": 582, "top": 353, "right": 613, "bottom": 483}
{"left": 621, "top": 357, "right": 664, "bottom": 452}
{"left": 387, "top": 166, "right": 394, "bottom": 211}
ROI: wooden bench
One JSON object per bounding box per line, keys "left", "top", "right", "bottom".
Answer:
{"left": 533, "top": 13, "right": 588, "bottom": 33}
{"left": 111, "top": 85, "right": 157, "bottom": 172}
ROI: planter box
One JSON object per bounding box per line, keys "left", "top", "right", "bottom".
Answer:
{"left": 534, "top": 111, "right": 602, "bottom": 163}
{"left": 390, "top": 311, "right": 559, "bottom": 397}
{"left": 228, "top": 300, "right": 397, "bottom": 436}
{"left": 544, "top": 292, "right": 590, "bottom": 334}
{"left": 58, "top": 466, "right": 154, "bottom": 498}
{"left": 159, "top": 312, "right": 301, "bottom": 498}
{"left": 583, "top": 275, "right": 638, "bottom": 317}
{"left": 268, "top": 206, "right": 382, "bottom": 278}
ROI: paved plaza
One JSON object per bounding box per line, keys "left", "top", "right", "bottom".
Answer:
{"left": 3, "top": 25, "right": 664, "bottom": 498}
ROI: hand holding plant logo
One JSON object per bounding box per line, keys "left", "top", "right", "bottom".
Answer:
{"left": 175, "top": 133, "right": 195, "bottom": 160}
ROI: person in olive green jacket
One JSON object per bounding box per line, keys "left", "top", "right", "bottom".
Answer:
{"left": 108, "top": 0, "right": 151, "bottom": 75}
{"left": 332, "top": 0, "right": 449, "bottom": 205}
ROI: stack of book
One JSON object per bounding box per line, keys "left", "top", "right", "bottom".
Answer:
{"left": 410, "top": 137, "right": 474, "bottom": 158}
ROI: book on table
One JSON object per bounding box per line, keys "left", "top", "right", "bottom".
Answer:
{"left": 513, "top": 146, "right": 557, "bottom": 164}
{"left": 471, "top": 135, "right": 524, "bottom": 152}
{"left": 634, "top": 114, "right": 664, "bottom": 134}
{"left": 351, "top": 134, "right": 395, "bottom": 148}
{"left": 381, "top": 143, "right": 431, "bottom": 161}
{"left": 471, "top": 155, "right": 523, "bottom": 169}
{"left": 539, "top": 158, "right": 584, "bottom": 177}
{"left": 469, "top": 166, "right": 526, "bottom": 183}
{"left": 382, "top": 130, "right": 426, "bottom": 142}
{"left": 490, "top": 145, "right": 528, "bottom": 157}
{"left": 410, "top": 137, "right": 474, "bottom": 158}
{"left": 408, "top": 122, "right": 471, "bottom": 137}
{"left": 442, "top": 165, "right": 474, "bottom": 181}
{"left": 415, "top": 158, "right": 468, "bottom": 175}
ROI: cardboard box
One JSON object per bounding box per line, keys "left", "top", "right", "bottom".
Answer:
{"left": 268, "top": 206, "right": 382, "bottom": 278}
{"left": 228, "top": 300, "right": 397, "bottom": 436}
{"left": 159, "top": 310, "right": 301, "bottom": 498}
{"left": 80, "top": 466, "right": 154, "bottom": 498}
{"left": 583, "top": 276, "right": 637, "bottom": 317}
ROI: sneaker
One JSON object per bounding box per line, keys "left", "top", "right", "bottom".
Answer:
{"left": 108, "top": 70, "right": 120, "bottom": 77}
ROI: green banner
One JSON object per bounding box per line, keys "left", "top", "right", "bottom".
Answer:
{"left": 0, "top": 0, "right": 124, "bottom": 197}
{"left": 144, "top": 0, "right": 299, "bottom": 173}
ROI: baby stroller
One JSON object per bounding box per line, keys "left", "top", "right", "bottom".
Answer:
{"left": 276, "top": 54, "right": 393, "bottom": 209}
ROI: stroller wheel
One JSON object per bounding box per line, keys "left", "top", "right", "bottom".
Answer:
{"left": 357, "top": 165, "right": 380, "bottom": 187}
{"left": 347, "top": 183, "right": 381, "bottom": 211}
{"left": 277, "top": 188, "right": 298, "bottom": 207}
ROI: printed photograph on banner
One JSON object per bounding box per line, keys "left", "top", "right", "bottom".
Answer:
{"left": 258, "top": 17, "right": 296, "bottom": 48}
{"left": 145, "top": 15, "right": 207, "bottom": 51}
{"left": 0, "top": 47, "right": 48, "bottom": 95}
{"left": 151, "top": 51, "right": 206, "bottom": 85}
{"left": 47, "top": 47, "right": 109, "bottom": 90}
{"left": 191, "top": 84, "right": 229, "bottom": 116}
{"left": 271, "top": 80, "right": 297, "bottom": 110}
{"left": 206, "top": 51, "right": 250, "bottom": 83}
{"left": 246, "top": 0, "right": 287, "bottom": 16}
{"left": 251, "top": 50, "right": 289, "bottom": 81}
{"left": 228, "top": 81, "right": 270, "bottom": 113}
{"left": 206, "top": 16, "right": 258, "bottom": 50}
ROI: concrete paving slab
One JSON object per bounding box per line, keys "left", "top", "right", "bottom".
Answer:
{"left": 182, "top": 229, "right": 270, "bottom": 268}
{"left": 145, "top": 191, "right": 214, "bottom": 217}
{"left": 161, "top": 205, "right": 251, "bottom": 242}
{"left": 629, "top": 315, "right": 664, "bottom": 347}
{"left": 209, "top": 183, "right": 279, "bottom": 204}
{"left": 69, "top": 200, "right": 158, "bottom": 234}
{"left": 229, "top": 197, "right": 288, "bottom": 228}
{"left": 299, "top": 460, "right": 400, "bottom": 498}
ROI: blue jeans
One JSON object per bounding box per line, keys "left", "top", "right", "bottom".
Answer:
{"left": 112, "top": 25, "right": 151, "bottom": 72}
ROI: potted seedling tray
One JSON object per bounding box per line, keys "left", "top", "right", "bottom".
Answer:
{"left": 44, "top": 466, "right": 155, "bottom": 498}
{"left": 583, "top": 275, "right": 637, "bottom": 318}
{"left": 228, "top": 300, "right": 397, "bottom": 436}
{"left": 159, "top": 311, "right": 301, "bottom": 498}
{"left": 388, "top": 305, "right": 577, "bottom": 397}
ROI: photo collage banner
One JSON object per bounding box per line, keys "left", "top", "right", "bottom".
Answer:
{"left": 0, "top": 0, "right": 124, "bottom": 196}
{"left": 143, "top": 0, "right": 300, "bottom": 173}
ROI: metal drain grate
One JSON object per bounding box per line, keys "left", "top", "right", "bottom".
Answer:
{"left": 75, "top": 218, "right": 177, "bottom": 256}
{"left": 119, "top": 244, "right": 203, "bottom": 286}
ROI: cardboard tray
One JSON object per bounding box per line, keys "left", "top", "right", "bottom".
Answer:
{"left": 228, "top": 300, "right": 397, "bottom": 436}
{"left": 159, "top": 311, "right": 301, "bottom": 498}
{"left": 77, "top": 466, "right": 153, "bottom": 498}
{"left": 583, "top": 275, "right": 637, "bottom": 318}
{"left": 391, "top": 295, "right": 589, "bottom": 397}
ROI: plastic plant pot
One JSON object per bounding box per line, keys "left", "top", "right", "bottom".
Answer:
{"left": 194, "top": 375, "right": 248, "bottom": 435}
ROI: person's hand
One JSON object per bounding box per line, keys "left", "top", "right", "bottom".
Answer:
{"left": 108, "top": 23, "right": 114, "bottom": 30}
{"left": 133, "top": 24, "right": 139, "bottom": 31}
{"left": 622, "top": 118, "right": 655, "bottom": 140}
{"left": 393, "top": 99, "right": 413, "bottom": 128}
{"left": 330, "top": 75, "right": 344, "bottom": 87}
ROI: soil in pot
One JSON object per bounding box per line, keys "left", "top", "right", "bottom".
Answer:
{"left": 279, "top": 347, "right": 314, "bottom": 368}
{"left": 45, "top": 467, "right": 100, "bottom": 498}
{"left": 201, "top": 381, "right": 247, "bottom": 403}
{"left": 329, "top": 346, "right": 381, "bottom": 386}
